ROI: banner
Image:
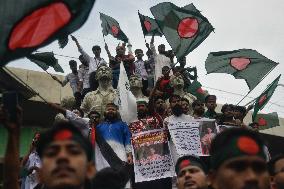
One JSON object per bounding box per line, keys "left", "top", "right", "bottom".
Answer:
{"left": 167, "top": 119, "right": 217, "bottom": 156}
{"left": 132, "top": 129, "right": 175, "bottom": 182}
{"left": 115, "top": 63, "right": 137, "bottom": 124}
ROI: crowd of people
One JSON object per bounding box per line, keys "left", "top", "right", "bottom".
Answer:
{"left": 1, "top": 34, "right": 283, "bottom": 189}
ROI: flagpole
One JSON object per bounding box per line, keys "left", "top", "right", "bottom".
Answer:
{"left": 236, "top": 65, "right": 278, "bottom": 105}
{"left": 164, "top": 61, "right": 179, "bottom": 75}
{"left": 44, "top": 70, "right": 62, "bottom": 85}
{"left": 34, "top": 50, "right": 78, "bottom": 59}
{"left": 236, "top": 92, "right": 252, "bottom": 105}
{"left": 3, "top": 67, "right": 48, "bottom": 103}
{"left": 243, "top": 98, "right": 256, "bottom": 107}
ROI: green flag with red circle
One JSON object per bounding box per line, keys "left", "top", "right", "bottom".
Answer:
{"left": 26, "top": 52, "right": 64, "bottom": 73}
{"left": 254, "top": 112, "right": 279, "bottom": 130}
{"left": 100, "top": 13, "right": 128, "bottom": 43}
{"left": 150, "top": 2, "right": 214, "bottom": 60}
{"left": 138, "top": 11, "right": 163, "bottom": 37}
{"left": 252, "top": 75, "right": 281, "bottom": 121}
{"left": 186, "top": 80, "right": 209, "bottom": 102}
{"left": 205, "top": 49, "right": 279, "bottom": 91}
{"left": 0, "top": 0, "right": 96, "bottom": 66}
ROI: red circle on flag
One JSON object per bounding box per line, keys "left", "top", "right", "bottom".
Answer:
{"left": 197, "top": 87, "right": 205, "bottom": 94}
{"left": 230, "top": 58, "right": 251, "bottom": 71}
{"left": 258, "top": 95, "right": 267, "bottom": 106}
{"left": 111, "top": 25, "right": 119, "bottom": 37}
{"left": 237, "top": 136, "right": 260, "bottom": 155}
{"left": 144, "top": 20, "right": 152, "bottom": 32}
{"left": 8, "top": 2, "right": 71, "bottom": 50}
{"left": 177, "top": 17, "right": 198, "bottom": 38}
{"left": 258, "top": 117, "right": 267, "bottom": 126}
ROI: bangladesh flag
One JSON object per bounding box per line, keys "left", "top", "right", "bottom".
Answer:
{"left": 205, "top": 49, "right": 279, "bottom": 91}
{"left": 27, "top": 52, "right": 64, "bottom": 73}
{"left": 138, "top": 11, "right": 162, "bottom": 37}
{"left": 150, "top": 2, "right": 214, "bottom": 60}
{"left": 182, "top": 3, "right": 200, "bottom": 12}
{"left": 0, "top": 0, "right": 96, "bottom": 66}
{"left": 58, "top": 35, "right": 69, "bottom": 49}
{"left": 186, "top": 80, "right": 209, "bottom": 102}
{"left": 254, "top": 112, "right": 279, "bottom": 130}
{"left": 252, "top": 75, "right": 281, "bottom": 121}
{"left": 100, "top": 13, "right": 128, "bottom": 43}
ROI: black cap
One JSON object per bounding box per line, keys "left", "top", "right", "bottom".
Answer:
{"left": 36, "top": 121, "right": 94, "bottom": 161}
{"left": 175, "top": 155, "right": 208, "bottom": 174}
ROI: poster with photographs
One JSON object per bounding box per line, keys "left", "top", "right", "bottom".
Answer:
{"left": 168, "top": 118, "right": 217, "bottom": 156}
{"left": 131, "top": 129, "right": 175, "bottom": 182}
{"left": 199, "top": 119, "right": 218, "bottom": 155}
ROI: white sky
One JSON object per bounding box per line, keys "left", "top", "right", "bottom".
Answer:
{"left": 8, "top": 0, "right": 284, "bottom": 117}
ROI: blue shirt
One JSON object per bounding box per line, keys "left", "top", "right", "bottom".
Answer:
{"left": 97, "top": 120, "right": 131, "bottom": 152}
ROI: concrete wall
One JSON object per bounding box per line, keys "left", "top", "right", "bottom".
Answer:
{"left": 7, "top": 67, "right": 73, "bottom": 103}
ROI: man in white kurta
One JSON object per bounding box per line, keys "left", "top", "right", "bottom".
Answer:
{"left": 150, "top": 36, "right": 172, "bottom": 81}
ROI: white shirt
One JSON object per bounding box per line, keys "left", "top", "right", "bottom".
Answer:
{"left": 66, "top": 110, "right": 90, "bottom": 137}
{"left": 134, "top": 59, "right": 148, "bottom": 80}
{"left": 62, "top": 73, "right": 79, "bottom": 94}
{"left": 150, "top": 43, "right": 172, "bottom": 81}
{"left": 78, "top": 65, "right": 90, "bottom": 89}
{"left": 78, "top": 45, "right": 107, "bottom": 73}
{"left": 24, "top": 151, "right": 41, "bottom": 189}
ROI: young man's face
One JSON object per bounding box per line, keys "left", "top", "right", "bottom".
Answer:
{"left": 234, "top": 110, "right": 244, "bottom": 120}
{"left": 181, "top": 100, "right": 190, "bottom": 114}
{"left": 70, "top": 64, "right": 77, "bottom": 72}
{"left": 89, "top": 113, "right": 100, "bottom": 125}
{"left": 105, "top": 106, "right": 118, "bottom": 120}
{"left": 39, "top": 140, "right": 95, "bottom": 189}
{"left": 137, "top": 104, "right": 147, "bottom": 111}
{"left": 177, "top": 165, "right": 207, "bottom": 189}
{"left": 158, "top": 45, "right": 165, "bottom": 54}
{"left": 135, "top": 50, "right": 144, "bottom": 59}
{"left": 271, "top": 158, "right": 284, "bottom": 189}
{"left": 223, "top": 106, "right": 234, "bottom": 119}
{"left": 116, "top": 46, "right": 125, "bottom": 56}
{"left": 162, "top": 67, "right": 170, "bottom": 77}
{"left": 194, "top": 102, "right": 205, "bottom": 114}
{"left": 205, "top": 98, "right": 216, "bottom": 111}
{"left": 155, "top": 99, "right": 166, "bottom": 112}
{"left": 72, "top": 109, "right": 82, "bottom": 117}
{"left": 210, "top": 156, "right": 270, "bottom": 189}
{"left": 137, "top": 103, "right": 148, "bottom": 118}
{"left": 171, "top": 75, "right": 184, "bottom": 87}
{"left": 170, "top": 97, "right": 181, "bottom": 108}
{"left": 92, "top": 48, "right": 101, "bottom": 57}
